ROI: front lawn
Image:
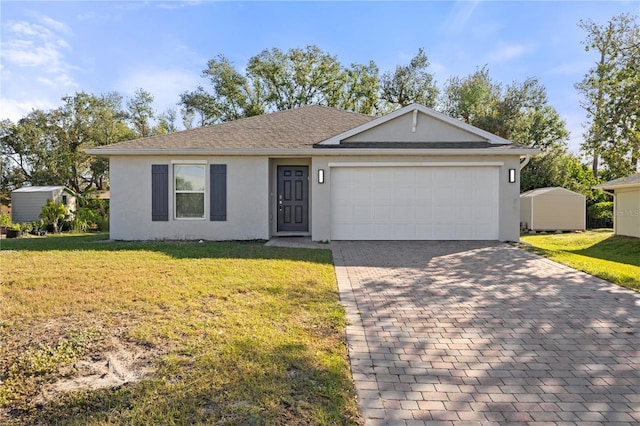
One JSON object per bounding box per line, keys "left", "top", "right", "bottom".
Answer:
{"left": 520, "top": 230, "right": 640, "bottom": 291}
{"left": 0, "top": 234, "right": 360, "bottom": 425}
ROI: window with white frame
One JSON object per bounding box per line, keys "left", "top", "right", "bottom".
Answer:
{"left": 174, "top": 164, "right": 205, "bottom": 218}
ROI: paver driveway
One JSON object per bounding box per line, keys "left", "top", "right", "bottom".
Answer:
{"left": 331, "top": 241, "right": 640, "bottom": 425}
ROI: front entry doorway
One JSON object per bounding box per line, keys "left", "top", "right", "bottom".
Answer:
{"left": 277, "top": 166, "right": 309, "bottom": 232}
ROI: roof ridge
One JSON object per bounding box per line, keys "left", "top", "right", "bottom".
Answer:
{"left": 102, "top": 105, "right": 374, "bottom": 149}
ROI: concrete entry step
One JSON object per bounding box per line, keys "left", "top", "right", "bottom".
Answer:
{"left": 264, "top": 237, "right": 330, "bottom": 250}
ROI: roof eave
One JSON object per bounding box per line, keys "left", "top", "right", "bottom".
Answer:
{"left": 86, "top": 147, "right": 539, "bottom": 157}
{"left": 594, "top": 183, "right": 640, "bottom": 190}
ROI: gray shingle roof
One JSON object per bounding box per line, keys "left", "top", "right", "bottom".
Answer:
{"left": 93, "top": 105, "right": 375, "bottom": 151}
{"left": 596, "top": 172, "right": 640, "bottom": 188}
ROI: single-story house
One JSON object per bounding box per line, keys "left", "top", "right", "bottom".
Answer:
{"left": 595, "top": 173, "right": 640, "bottom": 238}
{"left": 86, "top": 103, "right": 538, "bottom": 242}
{"left": 520, "top": 187, "right": 586, "bottom": 232}
{"left": 11, "top": 186, "right": 76, "bottom": 223}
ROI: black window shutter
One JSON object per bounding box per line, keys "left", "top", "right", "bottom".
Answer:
{"left": 210, "top": 164, "right": 227, "bottom": 221}
{"left": 151, "top": 164, "right": 169, "bottom": 221}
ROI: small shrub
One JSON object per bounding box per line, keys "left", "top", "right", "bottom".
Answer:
{"left": 587, "top": 201, "right": 613, "bottom": 229}
{"left": 0, "top": 212, "right": 11, "bottom": 227}
{"left": 19, "top": 222, "right": 32, "bottom": 234}
{"left": 73, "top": 206, "right": 99, "bottom": 232}
{"left": 40, "top": 199, "right": 67, "bottom": 233}
{"left": 95, "top": 217, "right": 110, "bottom": 232}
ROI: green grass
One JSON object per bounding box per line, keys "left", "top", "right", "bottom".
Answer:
{"left": 0, "top": 233, "right": 361, "bottom": 425}
{"left": 520, "top": 230, "right": 640, "bottom": 291}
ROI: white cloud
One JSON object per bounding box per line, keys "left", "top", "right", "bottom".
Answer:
{"left": 0, "top": 97, "right": 58, "bottom": 122}
{"left": 488, "top": 43, "right": 533, "bottom": 63}
{"left": 441, "top": 1, "right": 481, "bottom": 34}
{"left": 76, "top": 11, "right": 96, "bottom": 21}
{"left": 36, "top": 14, "right": 71, "bottom": 34}
{"left": 0, "top": 12, "right": 78, "bottom": 121}
{"left": 156, "top": 0, "right": 201, "bottom": 10}
{"left": 1, "top": 17, "right": 76, "bottom": 84}
{"left": 547, "top": 61, "right": 590, "bottom": 76}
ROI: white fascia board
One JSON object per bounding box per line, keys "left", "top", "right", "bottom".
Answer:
{"left": 86, "top": 147, "right": 538, "bottom": 157}
{"left": 594, "top": 183, "right": 640, "bottom": 190}
{"left": 328, "top": 161, "right": 504, "bottom": 167}
{"left": 317, "top": 103, "right": 514, "bottom": 146}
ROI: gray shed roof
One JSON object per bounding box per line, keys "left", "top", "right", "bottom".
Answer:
{"left": 12, "top": 186, "right": 66, "bottom": 193}
{"left": 520, "top": 187, "right": 585, "bottom": 197}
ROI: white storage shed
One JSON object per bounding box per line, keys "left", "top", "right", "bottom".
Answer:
{"left": 520, "top": 187, "right": 585, "bottom": 232}
{"left": 11, "top": 186, "right": 75, "bottom": 223}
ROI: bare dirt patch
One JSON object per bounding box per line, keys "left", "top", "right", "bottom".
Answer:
{"left": 35, "top": 337, "right": 158, "bottom": 404}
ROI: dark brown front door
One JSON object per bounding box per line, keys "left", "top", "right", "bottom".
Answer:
{"left": 277, "top": 166, "right": 308, "bottom": 232}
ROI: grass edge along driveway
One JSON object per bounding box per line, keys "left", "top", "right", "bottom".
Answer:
{"left": 520, "top": 230, "right": 640, "bottom": 291}
{"left": 0, "top": 234, "right": 362, "bottom": 425}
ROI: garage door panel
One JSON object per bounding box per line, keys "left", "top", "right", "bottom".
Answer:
{"left": 373, "top": 205, "right": 393, "bottom": 221}
{"left": 331, "top": 166, "right": 499, "bottom": 240}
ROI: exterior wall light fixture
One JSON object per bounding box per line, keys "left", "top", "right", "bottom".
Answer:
{"left": 508, "top": 168, "right": 516, "bottom": 183}
{"left": 318, "top": 169, "right": 325, "bottom": 184}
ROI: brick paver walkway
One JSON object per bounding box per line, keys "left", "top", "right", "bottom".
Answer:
{"left": 331, "top": 241, "right": 640, "bottom": 425}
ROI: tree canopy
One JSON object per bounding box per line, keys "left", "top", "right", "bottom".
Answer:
{"left": 380, "top": 48, "right": 438, "bottom": 110}
{"left": 576, "top": 13, "right": 640, "bottom": 178}
{"left": 1, "top": 91, "right": 175, "bottom": 194}
{"left": 180, "top": 45, "right": 382, "bottom": 126}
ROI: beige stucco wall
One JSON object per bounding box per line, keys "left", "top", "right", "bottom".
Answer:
{"left": 109, "top": 156, "right": 270, "bottom": 240}
{"left": 614, "top": 187, "right": 640, "bottom": 238}
{"left": 110, "top": 153, "right": 526, "bottom": 242}
{"left": 344, "top": 112, "right": 487, "bottom": 143}
{"left": 522, "top": 190, "right": 585, "bottom": 231}
{"left": 310, "top": 155, "right": 522, "bottom": 242}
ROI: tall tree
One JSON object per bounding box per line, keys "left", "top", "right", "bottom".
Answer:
{"left": 380, "top": 48, "right": 438, "bottom": 110}
{"left": 440, "top": 67, "right": 566, "bottom": 148}
{"left": 156, "top": 108, "right": 179, "bottom": 134}
{"left": 576, "top": 13, "right": 640, "bottom": 178}
{"left": 1, "top": 92, "right": 134, "bottom": 193}
{"left": 441, "top": 66, "right": 501, "bottom": 128}
{"left": 180, "top": 45, "right": 380, "bottom": 124}
{"left": 127, "top": 88, "right": 155, "bottom": 138}
{"left": 440, "top": 67, "right": 572, "bottom": 193}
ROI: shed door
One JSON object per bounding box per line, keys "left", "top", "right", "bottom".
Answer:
{"left": 330, "top": 166, "right": 499, "bottom": 240}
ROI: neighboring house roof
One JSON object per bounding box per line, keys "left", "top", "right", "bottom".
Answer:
{"left": 595, "top": 172, "right": 640, "bottom": 190}
{"left": 87, "top": 103, "right": 537, "bottom": 156}
{"left": 520, "top": 187, "right": 585, "bottom": 198}
{"left": 12, "top": 186, "right": 66, "bottom": 193}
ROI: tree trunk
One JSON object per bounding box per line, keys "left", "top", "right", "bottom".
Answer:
{"left": 592, "top": 152, "right": 599, "bottom": 179}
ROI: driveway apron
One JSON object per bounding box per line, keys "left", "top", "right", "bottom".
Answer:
{"left": 331, "top": 241, "right": 640, "bottom": 425}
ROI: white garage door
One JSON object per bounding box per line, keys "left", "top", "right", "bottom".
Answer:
{"left": 331, "top": 166, "right": 499, "bottom": 240}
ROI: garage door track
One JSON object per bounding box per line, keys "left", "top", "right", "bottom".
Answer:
{"left": 332, "top": 241, "right": 640, "bottom": 425}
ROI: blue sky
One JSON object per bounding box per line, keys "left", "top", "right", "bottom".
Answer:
{"left": 1, "top": 1, "right": 638, "bottom": 153}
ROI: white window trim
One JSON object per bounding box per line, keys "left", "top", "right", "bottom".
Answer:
{"left": 173, "top": 163, "right": 207, "bottom": 220}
